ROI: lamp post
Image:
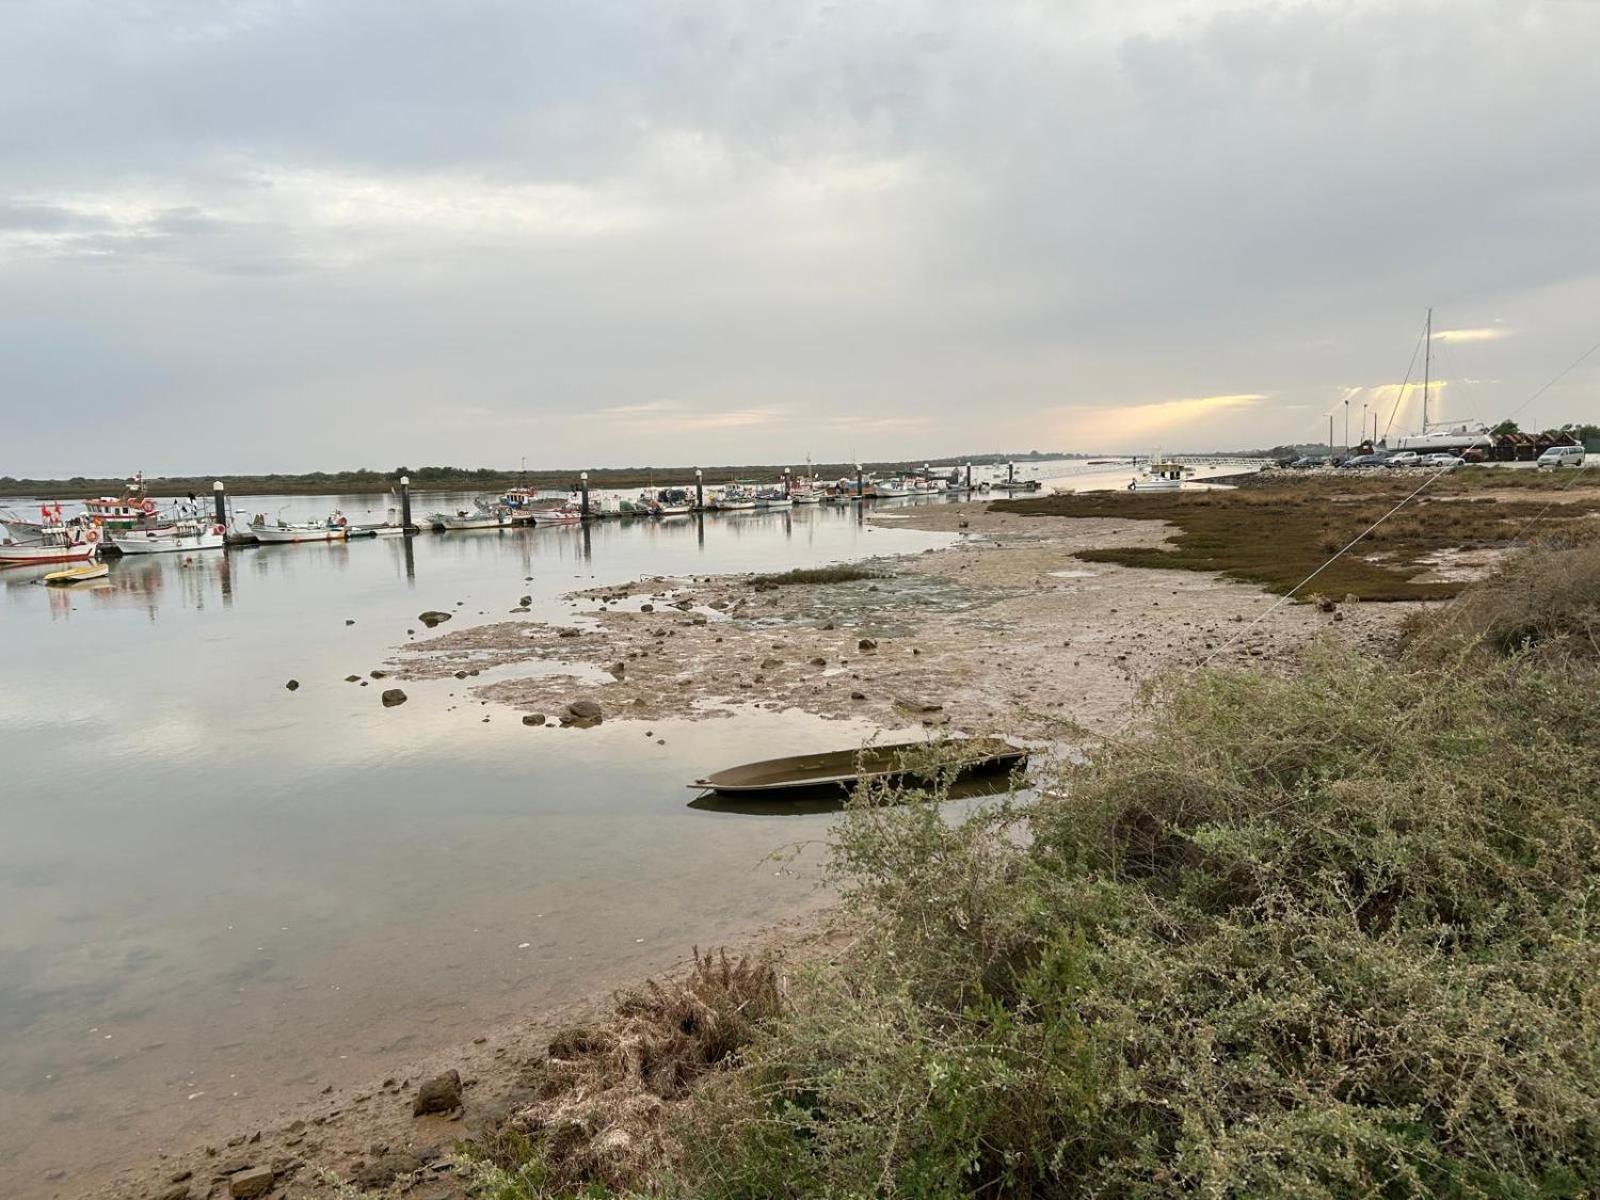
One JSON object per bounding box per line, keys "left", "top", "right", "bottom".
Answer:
{"left": 1344, "top": 400, "right": 1350, "bottom": 453}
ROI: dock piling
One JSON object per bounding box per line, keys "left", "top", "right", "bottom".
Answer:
{"left": 580, "top": 471, "right": 590, "bottom": 519}
{"left": 1007, "top": 461, "right": 1015, "bottom": 489}
{"left": 695, "top": 468, "right": 704, "bottom": 512}
{"left": 399, "top": 475, "right": 414, "bottom": 532}
{"left": 212, "top": 480, "right": 226, "bottom": 527}
{"left": 855, "top": 463, "right": 863, "bottom": 500}
{"left": 965, "top": 462, "right": 972, "bottom": 491}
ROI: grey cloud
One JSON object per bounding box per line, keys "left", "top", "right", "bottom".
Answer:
{"left": 1, "top": 1, "right": 1598, "bottom": 474}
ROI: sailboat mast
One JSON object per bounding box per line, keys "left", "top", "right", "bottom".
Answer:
{"left": 1422, "top": 307, "right": 1432, "bottom": 433}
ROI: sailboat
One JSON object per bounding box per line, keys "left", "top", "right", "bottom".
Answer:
{"left": 1391, "top": 309, "right": 1494, "bottom": 453}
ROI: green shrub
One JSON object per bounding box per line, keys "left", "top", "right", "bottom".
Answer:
{"left": 682, "top": 641, "right": 1600, "bottom": 1197}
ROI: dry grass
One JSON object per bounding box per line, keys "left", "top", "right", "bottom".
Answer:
{"left": 498, "top": 949, "right": 782, "bottom": 1192}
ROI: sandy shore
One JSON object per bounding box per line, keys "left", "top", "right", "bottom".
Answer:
{"left": 86, "top": 502, "right": 1434, "bottom": 1199}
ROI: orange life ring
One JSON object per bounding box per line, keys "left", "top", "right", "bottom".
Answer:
{"left": 141, "top": 499, "right": 157, "bottom": 514}
{"left": 212, "top": 524, "right": 227, "bottom": 536}
{"left": 85, "top": 528, "right": 101, "bottom": 543}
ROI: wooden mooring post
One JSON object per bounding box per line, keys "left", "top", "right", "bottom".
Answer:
{"left": 580, "top": 471, "right": 590, "bottom": 519}
{"left": 212, "top": 480, "right": 227, "bottom": 527}
{"left": 399, "top": 475, "right": 414, "bottom": 532}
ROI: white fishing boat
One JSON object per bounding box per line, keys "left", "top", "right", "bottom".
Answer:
{"left": 642, "top": 487, "right": 695, "bottom": 516}
{"left": 248, "top": 511, "right": 351, "bottom": 543}
{"left": 436, "top": 499, "right": 511, "bottom": 530}
{"left": 530, "top": 504, "right": 584, "bottom": 525}
{"left": 109, "top": 522, "right": 227, "bottom": 555}
{"left": 1127, "top": 458, "right": 1193, "bottom": 492}
{"left": 755, "top": 489, "right": 793, "bottom": 509}
{"left": 0, "top": 527, "right": 101, "bottom": 566}
{"left": 791, "top": 490, "right": 822, "bottom": 504}
{"left": 711, "top": 485, "right": 758, "bottom": 510}
{"left": 866, "top": 478, "right": 913, "bottom": 498}
{"left": 44, "top": 561, "right": 109, "bottom": 585}
{"left": 83, "top": 472, "right": 160, "bottom": 530}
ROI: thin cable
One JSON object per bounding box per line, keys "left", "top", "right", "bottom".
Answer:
{"left": 1381, "top": 314, "right": 1429, "bottom": 443}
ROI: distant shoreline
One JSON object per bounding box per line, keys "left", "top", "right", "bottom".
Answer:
{"left": 1, "top": 456, "right": 1095, "bottom": 501}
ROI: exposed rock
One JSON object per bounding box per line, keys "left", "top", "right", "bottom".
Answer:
{"left": 345, "top": 618, "right": 355, "bottom": 626}
{"left": 857, "top": 638, "right": 878, "bottom": 651}
{"left": 418, "top": 611, "right": 452, "bottom": 628}
{"left": 558, "top": 627, "right": 581, "bottom": 638}
{"left": 561, "top": 699, "right": 603, "bottom": 726}
{"left": 351, "top": 1151, "right": 423, "bottom": 1189}
{"left": 228, "top": 1166, "right": 276, "bottom": 1199}
{"left": 810, "top": 656, "right": 827, "bottom": 667}
{"left": 381, "top": 688, "right": 408, "bottom": 707}
{"left": 851, "top": 691, "right": 867, "bottom": 701}
{"left": 412, "top": 1069, "right": 462, "bottom": 1116}
{"left": 156, "top": 1186, "right": 191, "bottom": 1200}
{"left": 760, "top": 657, "right": 783, "bottom": 670}
{"left": 640, "top": 603, "right": 654, "bottom": 612}
{"left": 344, "top": 674, "right": 361, "bottom": 683}
{"left": 522, "top": 713, "right": 547, "bottom": 726}
{"left": 519, "top": 595, "right": 532, "bottom": 607}
{"left": 284, "top": 679, "right": 299, "bottom": 691}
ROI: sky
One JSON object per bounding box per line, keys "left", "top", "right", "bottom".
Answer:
{"left": 2, "top": 0, "right": 1598, "bottom": 476}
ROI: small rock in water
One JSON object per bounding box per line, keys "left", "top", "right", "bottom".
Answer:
{"left": 811, "top": 656, "right": 827, "bottom": 667}
{"left": 640, "top": 603, "right": 654, "bottom": 612}
{"left": 345, "top": 618, "right": 355, "bottom": 626}
{"left": 857, "top": 638, "right": 878, "bottom": 652}
{"left": 412, "top": 1069, "right": 462, "bottom": 1116}
{"left": 561, "top": 699, "right": 603, "bottom": 726}
{"left": 284, "top": 679, "right": 299, "bottom": 691}
{"left": 381, "top": 689, "right": 408, "bottom": 707}
{"left": 522, "top": 713, "right": 547, "bottom": 727}
{"left": 418, "top": 611, "right": 452, "bottom": 628}
{"left": 761, "top": 657, "right": 783, "bottom": 670}
{"left": 344, "top": 674, "right": 360, "bottom": 683}
{"left": 370, "top": 669, "right": 388, "bottom": 678}
{"left": 851, "top": 690, "right": 867, "bottom": 701}
{"left": 519, "top": 595, "right": 532, "bottom": 607}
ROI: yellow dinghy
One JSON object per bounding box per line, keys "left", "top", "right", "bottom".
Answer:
{"left": 43, "top": 562, "right": 109, "bottom": 586}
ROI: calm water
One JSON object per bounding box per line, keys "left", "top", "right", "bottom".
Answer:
{"left": 0, "top": 460, "right": 1254, "bottom": 1192}
{"left": 0, "top": 489, "right": 967, "bottom": 1193}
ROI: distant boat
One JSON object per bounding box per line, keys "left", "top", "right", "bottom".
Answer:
{"left": 1127, "top": 456, "right": 1193, "bottom": 492}
{"left": 436, "top": 500, "right": 511, "bottom": 530}
{"left": 530, "top": 504, "right": 584, "bottom": 525}
{"left": 755, "top": 489, "right": 794, "bottom": 509}
{"left": 690, "top": 737, "right": 1028, "bottom": 797}
{"left": 711, "top": 485, "right": 758, "bottom": 510}
{"left": 1389, "top": 309, "right": 1495, "bottom": 454}
{"left": 44, "top": 561, "right": 109, "bottom": 585}
{"left": 83, "top": 472, "right": 158, "bottom": 530}
{"left": 642, "top": 487, "right": 695, "bottom": 516}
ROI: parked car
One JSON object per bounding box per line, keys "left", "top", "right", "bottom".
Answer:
{"left": 1421, "top": 452, "right": 1462, "bottom": 469}
{"left": 1536, "top": 445, "right": 1587, "bottom": 469}
{"left": 1385, "top": 451, "right": 1423, "bottom": 468}
{"left": 1288, "top": 455, "right": 1329, "bottom": 469}
{"left": 1460, "top": 448, "right": 1489, "bottom": 463}
{"left": 1340, "top": 453, "right": 1390, "bottom": 469}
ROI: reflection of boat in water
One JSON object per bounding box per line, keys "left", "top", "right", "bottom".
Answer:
{"left": 44, "top": 561, "right": 109, "bottom": 585}
{"left": 689, "top": 737, "right": 1027, "bottom": 797}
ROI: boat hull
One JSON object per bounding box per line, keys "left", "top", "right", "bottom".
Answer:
{"left": 109, "top": 527, "right": 226, "bottom": 554}
{"left": 0, "top": 539, "right": 99, "bottom": 566}
{"left": 691, "top": 737, "right": 1027, "bottom": 796}
{"left": 44, "top": 562, "right": 109, "bottom": 585}
{"left": 250, "top": 525, "right": 347, "bottom": 543}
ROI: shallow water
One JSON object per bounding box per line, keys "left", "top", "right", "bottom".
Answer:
{"left": 0, "top": 490, "right": 962, "bottom": 1192}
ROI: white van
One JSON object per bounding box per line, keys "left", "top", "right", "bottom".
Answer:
{"left": 1536, "top": 445, "right": 1586, "bottom": 469}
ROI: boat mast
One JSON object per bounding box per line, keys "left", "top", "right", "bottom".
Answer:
{"left": 1422, "top": 307, "right": 1432, "bottom": 433}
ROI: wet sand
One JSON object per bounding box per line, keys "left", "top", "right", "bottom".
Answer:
{"left": 391, "top": 504, "right": 1420, "bottom": 741}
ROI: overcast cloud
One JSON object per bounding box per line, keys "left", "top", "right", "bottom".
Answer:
{"left": 2, "top": 0, "right": 1597, "bottom": 475}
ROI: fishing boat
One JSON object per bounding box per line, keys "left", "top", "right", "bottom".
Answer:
{"left": 437, "top": 500, "right": 511, "bottom": 530}
{"left": 530, "top": 504, "right": 584, "bottom": 525}
{"left": 0, "top": 526, "right": 102, "bottom": 566}
{"left": 1127, "top": 457, "right": 1193, "bottom": 492}
{"left": 108, "top": 521, "right": 227, "bottom": 555}
{"left": 791, "top": 490, "right": 822, "bottom": 504}
{"left": 82, "top": 473, "right": 161, "bottom": 530}
{"left": 689, "top": 737, "right": 1028, "bottom": 797}
{"left": 248, "top": 512, "right": 351, "bottom": 543}
{"left": 640, "top": 487, "right": 694, "bottom": 516}
{"left": 755, "top": 489, "right": 794, "bottom": 509}
{"left": 43, "top": 561, "right": 109, "bottom": 585}
{"left": 865, "top": 478, "right": 913, "bottom": 499}
{"left": 711, "top": 485, "right": 758, "bottom": 511}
